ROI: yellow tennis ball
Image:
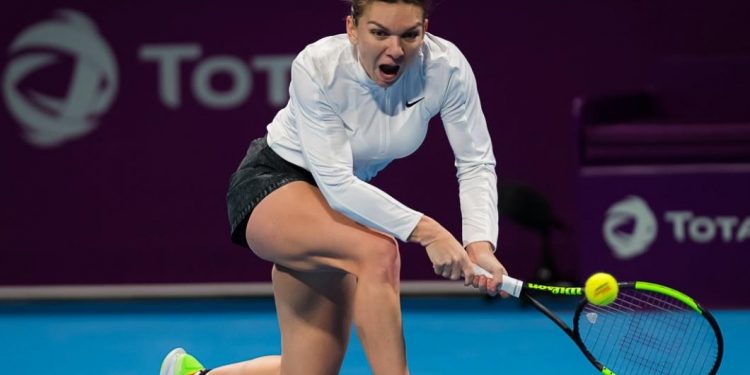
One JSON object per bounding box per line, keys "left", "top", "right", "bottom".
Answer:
{"left": 585, "top": 272, "right": 619, "bottom": 306}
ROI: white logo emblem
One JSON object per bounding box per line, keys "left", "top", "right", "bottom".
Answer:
{"left": 586, "top": 312, "right": 598, "bottom": 324}
{"left": 3, "top": 9, "right": 118, "bottom": 147}
{"left": 603, "top": 196, "right": 658, "bottom": 259}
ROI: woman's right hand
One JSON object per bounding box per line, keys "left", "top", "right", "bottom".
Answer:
{"left": 409, "top": 216, "right": 477, "bottom": 284}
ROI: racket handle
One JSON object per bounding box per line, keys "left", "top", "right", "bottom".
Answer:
{"left": 471, "top": 264, "right": 493, "bottom": 277}
{"left": 499, "top": 275, "right": 523, "bottom": 297}
{"left": 471, "top": 264, "right": 524, "bottom": 298}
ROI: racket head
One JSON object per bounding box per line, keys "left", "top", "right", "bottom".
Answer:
{"left": 573, "top": 282, "right": 724, "bottom": 375}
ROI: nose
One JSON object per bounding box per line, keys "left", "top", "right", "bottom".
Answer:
{"left": 385, "top": 35, "right": 404, "bottom": 60}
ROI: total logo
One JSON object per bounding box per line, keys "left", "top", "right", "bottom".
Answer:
{"left": 3, "top": 9, "right": 293, "bottom": 148}
{"left": 603, "top": 195, "right": 750, "bottom": 259}
{"left": 602, "top": 196, "right": 657, "bottom": 259}
{"left": 3, "top": 9, "right": 118, "bottom": 147}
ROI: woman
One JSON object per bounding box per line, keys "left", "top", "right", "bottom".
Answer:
{"left": 161, "top": 1, "right": 507, "bottom": 374}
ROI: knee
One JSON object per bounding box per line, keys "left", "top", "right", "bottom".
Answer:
{"left": 356, "top": 235, "right": 401, "bottom": 284}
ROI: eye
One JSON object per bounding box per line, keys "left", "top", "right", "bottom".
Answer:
{"left": 401, "top": 31, "right": 419, "bottom": 41}
{"left": 370, "top": 29, "right": 389, "bottom": 39}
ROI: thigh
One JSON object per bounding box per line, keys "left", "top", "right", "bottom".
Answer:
{"left": 245, "top": 180, "right": 396, "bottom": 275}
{"left": 272, "top": 265, "right": 356, "bottom": 375}
{"left": 248, "top": 181, "right": 402, "bottom": 374}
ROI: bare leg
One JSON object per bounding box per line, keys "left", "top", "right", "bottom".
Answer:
{"left": 274, "top": 266, "right": 355, "bottom": 374}
{"left": 208, "top": 265, "right": 354, "bottom": 375}
{"left": 351, "top": 245, "right": 408, "bottom": 375}
{"left": 246, "top": 182, "right": 410, "bottom": 375}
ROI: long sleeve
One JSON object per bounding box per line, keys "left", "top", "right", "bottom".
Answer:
{"left": 439, "top": 49, "right": 499, "bottom": 249}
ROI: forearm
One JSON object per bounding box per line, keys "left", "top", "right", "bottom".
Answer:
{"left": 407, "top": 215, "right": 449, "bottom": 246}
{"left": 410, "top": 220, "right": 494, "bottom": 254}
{"left": 465, "top": 241, "right": 494, "bottom": 257}
{"left": 466, "top": 241, "right": 504, "bottom": 275}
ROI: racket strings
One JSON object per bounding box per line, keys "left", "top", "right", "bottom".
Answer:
{"left": 577, "top": 289, "right": 719, "bottom": 375}
{"left": 614, "top": 291, "right": 712, "bottom": 375}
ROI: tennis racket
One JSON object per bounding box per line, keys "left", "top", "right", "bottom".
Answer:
{"left": 472, "top": 266, "right": 724, "bottom": 374}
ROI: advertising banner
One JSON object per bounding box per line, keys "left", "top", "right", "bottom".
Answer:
{"left": 578, "top": 165, "right": 750, "bottom": 306}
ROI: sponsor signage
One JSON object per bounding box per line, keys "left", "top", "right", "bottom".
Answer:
{"left": 3, "top": 10, "right": 118, "bottom": 147}
{"left": 3, "top": 9, "right": 295, "bottom": 148}
{"left": 579, "top": 167, "right": 750, "bottom": 306}
{"left": 0, "top": 7, "right": 305, "bottom": 285}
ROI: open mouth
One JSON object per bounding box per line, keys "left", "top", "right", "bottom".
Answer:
{"left": 379, "top": 64, "right": 400, "bottom": 77}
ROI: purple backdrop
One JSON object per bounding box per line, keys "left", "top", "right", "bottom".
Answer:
{"left": 2, "top": 1, "right": 749, "bottom": 306}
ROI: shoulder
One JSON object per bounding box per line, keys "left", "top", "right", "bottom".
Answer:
{"left": 421, "top": 33, "right": 476, "bottom": 107}
{"left": 293, "top": 34, "right": 355, "bottom": 85}
{"left": 422, "top": 33, "right": 470, "bottom": 73}
{"left": 299, "top": 34, "right": 351, "bottom": 61}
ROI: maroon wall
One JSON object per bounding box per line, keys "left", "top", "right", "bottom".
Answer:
{"left": 1, "top": 1, "right": 748, "bottom": 300}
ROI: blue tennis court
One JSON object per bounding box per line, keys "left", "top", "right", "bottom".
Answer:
{"left": 1, "top": 297, "right": 747, "bottom": 374}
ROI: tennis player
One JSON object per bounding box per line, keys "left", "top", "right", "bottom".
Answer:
{"left": 161, "top": 0, "right": 507, "bottom": 374}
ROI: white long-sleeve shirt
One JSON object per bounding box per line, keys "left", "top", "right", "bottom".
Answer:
{"left": 266, "top": 33, "right": 498, "bottom": 248}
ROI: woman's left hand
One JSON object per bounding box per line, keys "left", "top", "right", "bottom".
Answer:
{"left": 465, "top": 242, "right": 509, "bottom": 297}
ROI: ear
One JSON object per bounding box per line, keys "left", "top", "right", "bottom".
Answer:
{"left": 346, "top": 15, "right": 358, "bottom": 44}
{"left": 423, "top": 18, "right": 429, "bottom": 35}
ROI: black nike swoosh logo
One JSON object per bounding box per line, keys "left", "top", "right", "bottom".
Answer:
{"left": 405, "top": 97, "right": 425, "bottom": 108}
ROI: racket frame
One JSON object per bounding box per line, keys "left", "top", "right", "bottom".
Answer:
{"left": 501, "top": 277, "right": 724, "bottom": 375}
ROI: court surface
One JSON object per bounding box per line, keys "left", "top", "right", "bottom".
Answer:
{"left": 1, "top": 296, "right": 747, "bottom": 374}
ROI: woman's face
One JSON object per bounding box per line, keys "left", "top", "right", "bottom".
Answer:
{"left": 347, "top": 2, "right": 428, "bottom": 87}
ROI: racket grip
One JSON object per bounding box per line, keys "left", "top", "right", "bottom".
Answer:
{"left": 471, "top": 264, "right": 524, "bottom": 298}
{"left": 499, "top": 275, "right": 523, "bottom": 298}
{"left": 471, "top": 264, "right": 493, "bottom": 277}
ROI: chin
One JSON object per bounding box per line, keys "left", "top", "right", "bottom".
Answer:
{"left": 377, "top": 80, "right": 396, "bottom": 88}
